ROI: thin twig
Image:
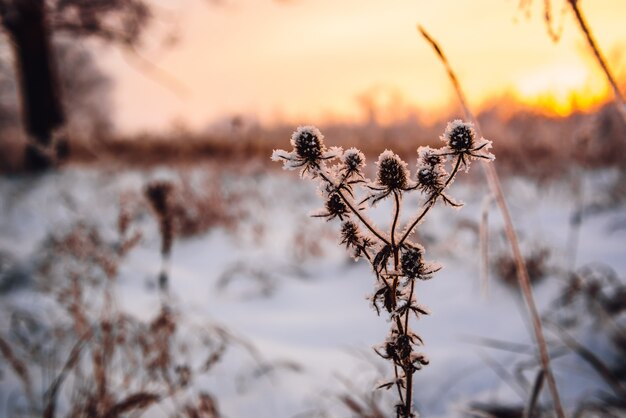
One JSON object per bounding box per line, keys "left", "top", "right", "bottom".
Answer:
{"left": 418, "top": 25, "right": 566, "bottom": 418}
{"left": 397, "top": 155, "right": 462, "bottom": 246}
{"left": 319, "top": 170, "right": 390, "bottom": 245}
{"left": 403, "top": 279, "right": 416, "bottom": 416}
{"left": 44, "top": 329, "right": 93, "bottom": 418}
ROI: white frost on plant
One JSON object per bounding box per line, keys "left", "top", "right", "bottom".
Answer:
{"left": 290, "top": 125, "right": 324, "bottom": 149}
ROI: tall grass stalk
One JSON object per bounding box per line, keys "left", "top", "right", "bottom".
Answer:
{"left": 418, "top": 26, "right": 566, "bottom": 418}
{"left": 565, "top": 0, "right": 626, "bottom": 123}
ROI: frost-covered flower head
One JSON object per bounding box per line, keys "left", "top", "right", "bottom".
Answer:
{"left": 321, "top": 192, "right": 348, "bottom": 221}
{"left": 340, "top": 148, "right": 366, "bottom": 181}
{"left": 441, "top": 120, "right": 476, "bottom": 151}
{"left": 292, "top": 126, "right": 325, "bottom": 163}
{"left": 417, "top": 146, "right": 443, "bottom": 167}
{"left": 340, "top": 220, "right": 361, "bottom": 248}
{"left": 271, "top": 125, "right": 341, "bottom": 177}
{"left": 361, "top": 150, "right": 416, "bottom": 205}
{"left": 416, "top": 146, "right": 446, "bottom": 194}
{"left": 400, "top": 245, "right": 440, "bottom": 280}
{"left": 339, "top": 220, "right": 373, "bottom": 260}
{"left": 376, "top": 151, "right": 409, "bottom": 191}
{"left": 439, "top": 120, "right": 495, "bottom": 170}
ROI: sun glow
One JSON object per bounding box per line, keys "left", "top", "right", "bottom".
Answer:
{"left": 104, "top": 0, "right": 626, "bottom": 132}
{"left": 512, "top": 66, "right": 612, "bottom": 116}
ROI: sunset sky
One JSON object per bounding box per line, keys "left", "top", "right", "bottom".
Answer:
{"left": 99, "top": 0, "right": 626, "bottom": 133}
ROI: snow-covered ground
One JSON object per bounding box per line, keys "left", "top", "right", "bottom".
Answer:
{"left": 0, "top": 165, "right": 624, "bottom": 417}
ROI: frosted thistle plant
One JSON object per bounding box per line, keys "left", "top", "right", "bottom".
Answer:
{"left": 272, "top": 121, "right": 494, "bottom": 418}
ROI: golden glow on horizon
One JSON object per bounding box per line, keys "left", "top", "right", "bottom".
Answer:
{"left": 102, "top": 0, "right": 626, "bottom": 132}
{"left": 512, "top": 65, "right": 612, "bottom": 116}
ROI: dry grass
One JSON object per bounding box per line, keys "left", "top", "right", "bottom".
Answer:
{"left": 418, "top": 25, "right": 566, "bottom": 418}
{"left": 0, "top": 208, "right": 239, "bottom": 417}
{"left": 2, "top": 100, "right": 625, "bottom": 181}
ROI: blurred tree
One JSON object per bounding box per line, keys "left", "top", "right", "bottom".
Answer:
{"left": 0, "top": 0, "right": 151, "bottom": 171}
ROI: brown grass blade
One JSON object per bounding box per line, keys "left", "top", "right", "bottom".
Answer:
{"left": 44, "top": 330, "right": 92, "bottom": 418}
{"left": 480, "top": 195, "right": 492, "bottom": 299}
{"left": 418, "top": 25, "right": 566, "bottom": 418}
{"left": 0, "top": 335, "right": 33, "bottom": 401}
{"left": 103, "top": 392, "right": 160, "bottom": 418}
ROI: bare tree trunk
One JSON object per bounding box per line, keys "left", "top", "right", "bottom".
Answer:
{"left": 2, "top": 0, "right": 65, "bottom": 171}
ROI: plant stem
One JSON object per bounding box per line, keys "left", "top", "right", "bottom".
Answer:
{"left": 319, "top": 170, "right": 390, "bottom": 245}
{"left": 403, "top": 279, "right": 416, "bottom": 417}
{"left": 391, "top": 191, "right": 401, "bottom": 266}
{"left": 398, "top": 156, "right": 462, "bottom": 247}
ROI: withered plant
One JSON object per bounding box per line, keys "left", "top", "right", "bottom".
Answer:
{"left": 144, "top": 175, "right": 243, "bottom": 294}
{"left": 145, "top": 181, "right": 175, "bottom": 293}
{"left": 272, "top": 122, "right": 494, "bottom": 417}
{"left": 0, "top": 201, "right": 230, "bottom": 418}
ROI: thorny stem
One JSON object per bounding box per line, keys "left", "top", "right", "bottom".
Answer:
{"left": 391, "top": 191, "right": 401, "bottom": 267}
{"left": 404, "top": 280, "right": 415, "bottom": 336}
{"left": 394, "top": 364, "right": 406, "bottom": 407}
{"left": 397, "top": 156, "right": 462, "bottom": 247}
{"left": 390, "top": 191, "right": 413, "bottom": 416}
{"left": 418, "top": 25, "right": 566, "bottom": 418}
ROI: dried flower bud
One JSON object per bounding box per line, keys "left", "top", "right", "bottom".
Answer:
{"left": 417, "top": 167, "right": 439, "bottom": 190}
{"left": 145, "top": 181, "right": 173, "bottom": 218}
{"left": 395, "top": 334, "right": 412, "bottom": 362}
{"left": 417, "top": 146, "right": 443, "bottom": 167}
{"left": 376, "top": 151, "right": 409, "bottom": 191}
{"left": 326, "top": 193, "right": 348, "bottom": 219}
{"left": 145, "top": 181, "right": 175, "bottom": 256}
{"left": 291, "top": 126, "right": 325, "bottom": 164}
{"left": 342, "top": 148, "right": 365, "bottom": 175}
{"left": 401, "top": 247, "right": 424, "bottom": 279}
{"left": 340, "top": 221, "right": 360, "bottom": 248}
{"left": 441, "top": 120, "right": 475, "bottom": 151}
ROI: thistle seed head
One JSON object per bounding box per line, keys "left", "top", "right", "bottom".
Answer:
{"left": 417, "top": 167, "right": 437, "bottom": 189}
{"left": 340, "top": 220, "right": 360, "bottom": 248}
{"left": 291, "top": 126, "right": 325, "bottom": 164}
{"left": 342, "top": 148, "right": 365, "bottom": 175}
{"left": 442, "top": 120, "right": 475, "bottom": 151}
{"left": 417, "top": 146, "right": 443, "bottom": 167}
{"left": 376, "top": 151, "right": 408, "bottom": 191}
{"left": 325, "top": 192, "right": 347, "bottom": 219}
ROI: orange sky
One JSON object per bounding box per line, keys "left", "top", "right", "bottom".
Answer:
{"left": 100, "top": 0, "right": 626, "bottom": 133}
